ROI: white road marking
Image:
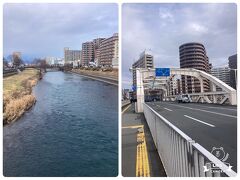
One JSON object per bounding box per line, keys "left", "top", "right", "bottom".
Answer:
{"left": 157, "top": 105, "right": 173, "bottom": 111}
{"left": 155, "top": 104, "right": 173, "bottom": 112}
{"left": 164, "top": 107, "right": 173, "bottom": 112}
{"left": 167, "top": 103, "right": 237, "bottom": 118}
{"left": 184, "top": 115, "right": 215, "bottom": 127}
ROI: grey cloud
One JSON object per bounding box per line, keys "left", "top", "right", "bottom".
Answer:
{"left": 122, "top": 3, "right": 237, "bottom": 88}
{"left": 4, "top": 3, "right": 118, "bottom": 59}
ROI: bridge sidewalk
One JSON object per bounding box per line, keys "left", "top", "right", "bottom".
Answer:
{"left": 122, "top": 103, "right": 166, "bottom": 177}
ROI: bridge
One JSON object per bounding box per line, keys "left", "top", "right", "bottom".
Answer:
{"left": 25, "top": 65, "right": 64, "bottom": 72}
{"left": 135, "top": 68, "right": 237, "bottom": 113}
{"left": 122, "top": 67, "right": 237, "bottom": 177}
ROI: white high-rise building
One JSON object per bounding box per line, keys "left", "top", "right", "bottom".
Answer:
{"left": 99, "top": 33, "right": 118, "bottom": 66}
{"left": 64, "top": 47, "right": 81, "bottom": 64}
{"left": 45, "top": 57, "right": 64, "bottom": 66}
{"left": 45, "top": 57, "right": 56, "bottom": 65}
{"left": 210, "top": 67, "right": 231, "bottom": 89}
{"left": 132, "top": 50, "right": 154, "bottom": 86}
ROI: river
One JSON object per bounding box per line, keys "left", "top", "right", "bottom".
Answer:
{"left": 3, "top": 71, "right": 118, "bottom": 177}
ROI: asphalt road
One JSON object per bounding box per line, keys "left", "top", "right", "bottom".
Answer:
{"left": 146, "top": 101, "right": 237, "bottom": 173}
{"left": 122, "top": 104, "right": 166, "bottom": 177}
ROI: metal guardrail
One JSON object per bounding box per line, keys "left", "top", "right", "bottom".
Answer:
{"left": 143, "top": 103, "right": 237, "bottom": 177}
{"left": 3, "top": 68, "right": 18, "bottom": 77}
{"left": 3, "top": 68, "right": 18, "bottom": 74}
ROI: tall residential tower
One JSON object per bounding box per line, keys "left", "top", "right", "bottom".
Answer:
{"left": 132, "top": 50, "right": 154, "bottom": 87}
{"left": 228, "top": 54, "right": 237, "bottom": 89}
{"left": 99, "top": 33, "right": 119, "bottom": 67}
{"left": 179, "top": 42, "right": 210, "bottom": 93}
{"left": 81, "top": 42, "right": 94, "bottom": 66}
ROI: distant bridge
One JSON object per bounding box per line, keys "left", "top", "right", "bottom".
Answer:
{"left": 25, "top": 65, "right": 64, "bottom": 72}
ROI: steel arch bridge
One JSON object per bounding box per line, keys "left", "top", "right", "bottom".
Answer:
{"left": 135, "top": 68, "right": 237, "bottom": 112}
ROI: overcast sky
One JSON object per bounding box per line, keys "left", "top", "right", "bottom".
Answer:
{"left": 122, "top": 3, "right": 237, "bottom": 88}
{"left": 3, "top": 3, "right": 118, "bottom": 61}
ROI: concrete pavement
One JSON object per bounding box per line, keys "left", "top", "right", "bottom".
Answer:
{"left": 70, "top": 71, "right": 118, "bottom": 86}
{"left": 147, "top": 101, "right": 237, "bottom": 172}
{"left": 122, "top": 104, "right": 166, "bottom": 177}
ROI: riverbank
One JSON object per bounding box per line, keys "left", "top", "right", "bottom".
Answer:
{"left": 3, "top": 68, "right": 42, "bottom": 125}
{"left": 71, "top": 69, "right": 118, "bottom": 86}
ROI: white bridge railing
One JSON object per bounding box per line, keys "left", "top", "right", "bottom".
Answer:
{"left": 143, "top": 103, "right": 236, "bottom": 177}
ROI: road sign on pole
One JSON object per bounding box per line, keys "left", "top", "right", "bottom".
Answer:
{"left": 132, "top": 85, "right": 136, "bottom": 91}
{"left": 155, "top": 68, "right": 170, "bottom": 77}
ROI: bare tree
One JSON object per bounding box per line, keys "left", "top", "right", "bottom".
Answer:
{"left": 40, "top": 59, "right": 47, "bottom": 69}
{"left": 12, "top": 55, "right": 23, "bottom": 68}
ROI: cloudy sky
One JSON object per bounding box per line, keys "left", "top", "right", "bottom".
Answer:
{"left": 122, "top": 3, "right": 237, "bottom": 88}
{"left": 3, "top": 3, "right": 118, "bottom": 61}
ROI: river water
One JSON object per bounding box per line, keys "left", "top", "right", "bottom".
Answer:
{"left": 3, "top": 71, "right": 118, "bottom": 177}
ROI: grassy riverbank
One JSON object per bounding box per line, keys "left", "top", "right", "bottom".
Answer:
{"left": 71, "top": 68, "right": 118, "bottom": 80}
{"left": 3, "top": 68, "right": 41, "bottom": 125}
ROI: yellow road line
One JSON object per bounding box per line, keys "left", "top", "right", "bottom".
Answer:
{"left": 122, "top": 125, "right": 143, "bottom": 129}
{"left": 139, "top": 143, "right": 143, "bottom": 176}
{"left": 136, "top": 144, "right": 139, "bottom": 176}
{"left": 143, "top": 139, "right": 150, "bottom": 176}
{"left": 122, "top": 103, "right": 132, "bottom": 114}
{"left": 136, "top": 126, "right": 150, "bottom": 177}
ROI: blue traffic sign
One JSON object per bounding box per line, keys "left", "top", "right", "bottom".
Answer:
{"left": 155, "top": 68, "right": 170, "bottom": 77}
{"left": 132, "top": 85, "right": 136, "bottom": 91}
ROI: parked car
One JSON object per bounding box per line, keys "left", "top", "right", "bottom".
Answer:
{"left": 176, "top": 94, "right": 192, "bottom": 103}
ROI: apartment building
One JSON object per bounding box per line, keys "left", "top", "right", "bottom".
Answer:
{"left": 228, "top": 54, "right": 237, "bottom": 89}
{"left": 93, "top": 38, "right": 105, "bottom": 62}
{"left": 132, "top": 50, "right": 154, "bottom": 87}
{"left": 64, "top": 47, "right": 81, "bottom": 64}
{"left": 81, "top": 42, "right": 94, "bottom": 66}
{"left": 99, "top": 33, "right": 118, "bottom": 66}
{"left": 210, "top": 67, "right": 231, "bottom": 90}
{"left": 179, "top": 42, "right": 211, "bottom": 93}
